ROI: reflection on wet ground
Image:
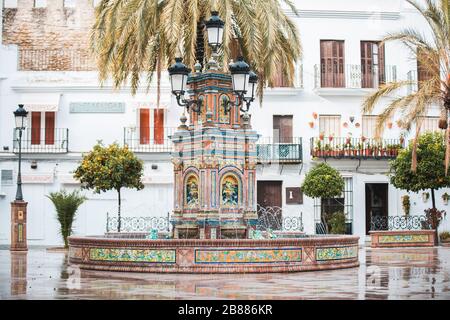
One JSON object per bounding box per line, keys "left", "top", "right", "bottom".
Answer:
{"left": 0, "top": 247, "right": 449, "bottom": 299}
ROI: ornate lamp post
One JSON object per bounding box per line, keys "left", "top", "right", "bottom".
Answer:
{"left": 168, "top": 12, "right": 257, "bottom": 116}
{"left": 11, "top": 104, "right": 28, "bottom": 252}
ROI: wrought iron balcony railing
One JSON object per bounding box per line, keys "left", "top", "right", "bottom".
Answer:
{"left": 310, "top": 136, "right": 403, "bottom": 159}
{"left": 257, "top": 137, "right": 303, "bottom": 163}
{"left": 13, "top": 128, "right": 69, "bottom": 153}
{"left": 124, "top": 127, "right": 176, "bottom": 153}
{"left": 314, "top": 64, "right": 397, "bottom": 89}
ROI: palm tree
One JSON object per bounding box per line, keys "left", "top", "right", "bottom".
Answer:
{"left": 362, "top": 0, "right": 450, "bottom": 173}
{"left": 91, "top": 0, "right": 301, "bottom": 103}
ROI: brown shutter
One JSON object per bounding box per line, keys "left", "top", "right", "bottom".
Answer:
{"left": 44, "top": 112, "right": 55, "bottom": 145}
{"left": 153, "top": 109, "right": 164, "bottom": 145}
{"left": 273, "top": 115, "right": 293, "bottom": 143}
{"left": 31, "top": 112, "right": 41, "bottom": 145}
{"left": 417, "top": 48, "right": 437, "bottom": 89}
{"left": 360, "top": 41, "right": 373, "bottom": 88}
{"left": 139, "top": 109, "right": 150, "bottom": 144}
{"left": 320, "top": 40, "right": 345, "bottom": 87}
{"left": 378, "top": 42, "right": 385, "bottom": 84}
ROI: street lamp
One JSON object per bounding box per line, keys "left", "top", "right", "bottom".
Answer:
{"left": 11, "top": 104, "right": 29, "bottom": 252}
{"left": 168, "top": 58, "right": 202, "bottom": 114}
{"left": 205, "top": 11, "right": 224, "bottom": 53}
{"left": 13, "top": 104, "right": 28, "bottom": 201}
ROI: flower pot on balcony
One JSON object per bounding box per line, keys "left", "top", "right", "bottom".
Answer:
{"left": 308, "top": 122, "right": 314, "bottom": 128}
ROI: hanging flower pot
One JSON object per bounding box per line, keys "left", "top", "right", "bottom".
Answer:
{"left": 443, "top": 193, "right": 450, "bottom": 205}
{"left": 387, "top": 122, "right": 393, "bottom": 129}
{"left": 312, "top": 112, "right": 318, "bottom": 120}
{"left": 355, "top": 123, "right": 360, "bottom": 128}
{"left": 422, "top": 192, "right": 430, "bottom": 203}
{"left": 308, "top": 121, "right": 314, "bottom": 128}
{"left": 343, "top": 122, "right": 348, "bottom": 128}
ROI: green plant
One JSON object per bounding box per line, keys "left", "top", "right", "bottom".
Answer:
{"left": 440, "top": 231, "right": 450, "bottom": 241}
{"left": 389, "top": 132, "right": 450, "bottom": 209}
{"left": 442, "top": 193, "right": 450, "bottom": 201}
{"left": 302, "top": 163, "right": 345, "bottom": 234}
{"left": 423, "top": 192, "right": 430, "bottom": 202}
{"left": 328, "top": 211, "right": 347, "bottom": 235}
{"left": 74, "top": 142, "right": 144, "bottom": 232}
{"left": 402, "top": 195, "right": 411, "bottom": 216}
{"left": 423, "top": 208, "right": 447, "bottom": 245}
{"left": 47, "top": 190, "right": 87, "bottom": 248}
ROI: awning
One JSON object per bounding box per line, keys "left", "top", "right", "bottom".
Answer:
{"left": 22, "top": 93, "right": 61, "bottom": 112}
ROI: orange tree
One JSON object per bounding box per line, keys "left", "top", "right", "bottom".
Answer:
{"left": 74, "top": 142, "right": 144, "bottom": 232}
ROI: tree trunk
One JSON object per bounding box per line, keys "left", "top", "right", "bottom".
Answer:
{"left": 117, "top": 188, "right": 122, "bottom": 233}
{"left": 431, "top": 188, "right": 436, "bottom": 209}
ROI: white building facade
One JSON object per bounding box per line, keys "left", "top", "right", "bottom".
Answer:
{"left": 0, "top": 0, "right": 449, "bottom": 246}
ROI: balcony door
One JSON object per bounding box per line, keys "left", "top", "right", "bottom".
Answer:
{"left": 30, "top": 111, "right": 55, "bottom": 145}
{"left": 320, "top": 40, "right": 345, "bottom": 88}
{"left": 273, "top": 115, "right": 293, "bottom": 143}
{"left": 139, "top": 108, "right": 165, "bottom": 145}
{"left": 361, "top": 41, "right": 385, "bottom": 88}
{"left": 365, "top": 183, "right": 388, "bottom": 235}
{"left": 257, "top": 181, "right": 282, "bottom": 230}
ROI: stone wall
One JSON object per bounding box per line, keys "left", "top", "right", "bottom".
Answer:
{"left": 2, "top": 0, "right": 97, "bottom": 70}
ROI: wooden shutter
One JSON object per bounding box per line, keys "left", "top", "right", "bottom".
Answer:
{"left": 362, "top": 115, "right": 379, "bottom": 138}
{"left": 361, "top": 41, "right": 385, "bottom": 88}
{"left": 320, "top": 40, "right": 345, "bottom": 88}
{"left": 420, "top": 116, "right": 439, "bottom": 133}
{"left": 153, "top": 109, "right": 164, "bottom": 145}
{"left": 417, "top": 48, "right": 437, "bottom": 89}
{"left": 319, "top": 115, "right": 341, "bottom": 137}
{"left": 139, "top": 109, "right": 150, "bottom": 144}
{"left": 44, "top": 112, "right": 55, "bottom": 145}
{"left": 273, "top": 115, "right": 293, "bottom": 143}
{"left": 31, "top": 112, "right": 41, "bottom": 145}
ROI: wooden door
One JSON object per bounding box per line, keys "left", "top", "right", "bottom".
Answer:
{"left": 153, "top": 109, "right": 164, "bottom": 145}
{"left": 139, "top": 109, "right": 150, "bottom": 144}
{"left": 273, "top": 115, "right": 293, "bottom": 143}
{"left": 361, "top": 41, "right": 385, "bottom": 88}
{"left": 365, "top": 183, "right": 388, "bottom": 234}
{"left": 44, "top": 112, "right": 55, "bottom": 145}
{"left": 320, "top": 40, "right": 345, "bottom": 88}
{"left": 257, "top": 181, "right": 282, "bottom": 209}
{"left": 31, "top": 112, "right": 41, "bottom": 145}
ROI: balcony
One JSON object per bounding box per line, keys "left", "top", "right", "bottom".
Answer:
{"left": 314, "top": 64, "right": 397, "bottom": 93}
{"left": 310, "top": 137, "right": 403, "bottom": 160}
{"left": 257, "top": 137, "right": 303, "bottom": 164}
{"left": 13, "top": 128, "right": 69, "bottom": 153}
{"left": 124, "top": 127, "right": 176, "bottom": 153}
{"left": 270, "top": 64, "right": 303, "bottom": 89}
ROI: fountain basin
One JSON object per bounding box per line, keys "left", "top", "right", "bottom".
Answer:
{"left": 68, "top": 235, "right": 359, "bottom": 273}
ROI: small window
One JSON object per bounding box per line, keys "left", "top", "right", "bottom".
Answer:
{"left": 4, "top": 0, "right": 18, "bottom": 8}
{"left": 34, "top": 0, "right": 47, "bottom": 8}
{"left": 64, "top": 0, "right": 76, "bottom": 8}
{"left": 1, "top": 170, "right": 14, "bottom": 186}
{"left": 319, "top": 115, "right": 341, "bottom": 137}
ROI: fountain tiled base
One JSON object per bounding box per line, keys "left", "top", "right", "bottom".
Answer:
{"left": 370, "top": 230, "right": 435, "bottom": 248}
{"left": 68, "top": 235, "right": 359, "bottom": 273}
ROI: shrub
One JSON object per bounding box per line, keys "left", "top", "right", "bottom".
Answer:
{"left": 47, "top": 190, "right": 87, "bottom": 248}
{"left": 440, "top": 231, "right": 450, "bottom": 241}
{"left": 302, "top": 163, "right": 344, "bottom": 199}
{"left": 328, "top": 211, "right": 347, "bottom": 234}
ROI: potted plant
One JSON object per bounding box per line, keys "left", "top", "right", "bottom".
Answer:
{"left": 443, "top": 193, "right": 450, "bottom": 205}
{"left": 422, "top": 192, "right": 430, "bottom": 203}
{"left": 308, "top": 121, "right": 314, "bottom": 128}
{"left": 439, "top": 231, "right": 450, "bottom": 246}
{"left": 47, "top": 190, "right": 87, "bottom": 249}
{"left": 401, "top": 195, "right": 410, "bottom": 216}
{"left": 328, "top": 211, "right": 347, "bottom": 234}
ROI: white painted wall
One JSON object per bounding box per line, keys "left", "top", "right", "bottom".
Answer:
{"left": 0, "top": 0, "right": 449, "bottom": 246}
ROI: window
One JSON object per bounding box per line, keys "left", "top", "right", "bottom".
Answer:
{"left": 4, "top": 0, "right": 18, "bottom": 8}
{"left": 273, "top": 115, "right": 293, "bottom": 143}
{"left": 30, "top": 111, "right": 56, "bottom": 145}
{"left": 360, "top": 41, "right": 385, "bottom": 88}
{"left": 1, "top": 170, "right": 13, "bottom": 186}
{"left": 362, "top": 115, "right": 380, "bottom": 138}
{"left": 64, "top": 0, "right": 76, "bottom": 7}
{"left": 417, "top": 48, "right": 438, "bottom": 89}
{"left": 319, "top": 115, "right": 341, "bottom": 137}
{"left": 139, "top": 108, "right": 165, "bottom": 145}
{"left": 420, "top": 116, "right": 439, "bottom": 133}
{"left": 320, "top": 40, "right": 345, "bottom": 88}
{"left": 34, "top": 0, "right": 47, "bottom": 8}
{"left": 315, "top": 177, "right": 353, "bottom": 234}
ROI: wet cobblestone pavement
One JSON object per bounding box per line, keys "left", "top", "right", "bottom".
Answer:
{"left": 0, "top": 247, "right": 449, "bottom": 299}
